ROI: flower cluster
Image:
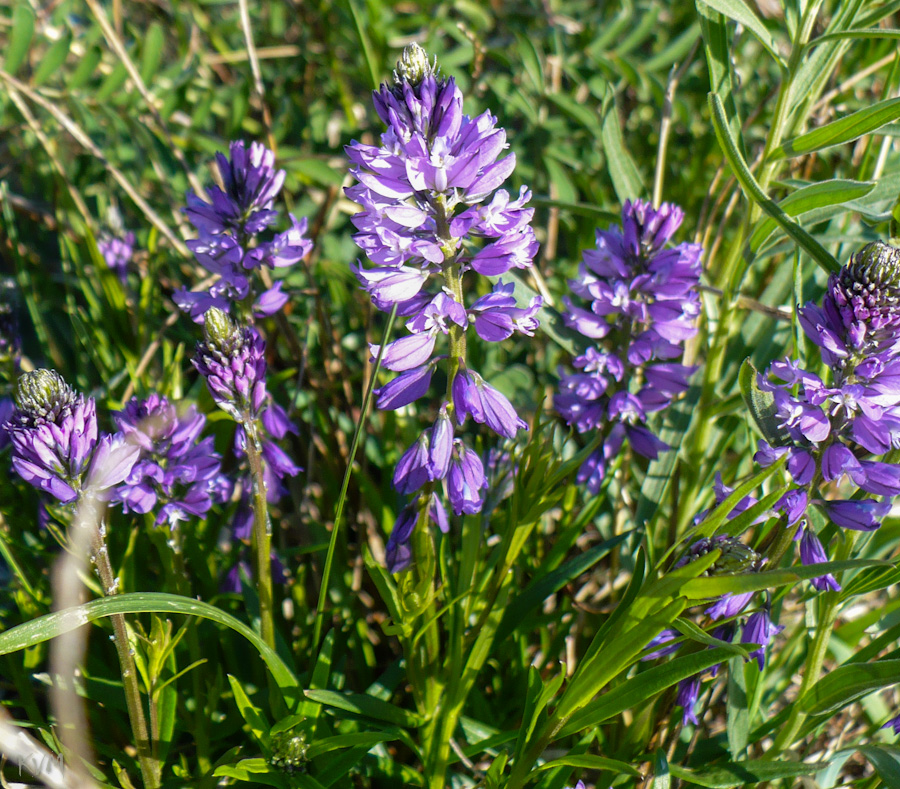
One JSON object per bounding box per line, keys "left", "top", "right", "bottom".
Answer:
{"left": 175, "top": 141, "right": 313, "bottom": 321}
{"left": 346, "top": 44, "right": 541, "bottom": 571}
{"left": 7, "top": 370, "right": 139, "bottom": 504}
{"left": 555, "top": 200, "right": 702, "bottom": 493}
{"left": 754, "top": 242, "right": 900, "bottom": 581}
{"left": 112, "top": 394, "right": 231, "bottom": 528}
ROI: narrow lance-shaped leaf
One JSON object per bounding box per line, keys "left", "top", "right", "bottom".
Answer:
{"left": 773, "top": 97, "right": 900, "bottom": 160}
{"left": 708, "top": 92, "right": 840, "bottom": 275}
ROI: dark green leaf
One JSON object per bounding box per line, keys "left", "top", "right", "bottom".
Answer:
{"left": 4, "top": 3, "right": 35, "bottom": 75}
{"left": 709, "top": 92, "right": 840, "bottom": 275}
{"left": 800, "top": 660, "right": 900, "bottom": 715}
{"left": 774, "top": 97, "right": 900, "bottom": 159}
{"left": 303, "top": 690, "right": 422, "bottom": 728}
{"left": 668, "top": 759, "right": 828, "bottom": 787}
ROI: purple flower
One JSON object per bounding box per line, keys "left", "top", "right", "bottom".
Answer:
{"left": 642, "top": 628, "right": 682, "bottom": 660}
{"left": 8, "top": 370, "right": 139, "bottom": 503}
{"left": 393, "top": 434, "right": 432, "bottom": 495}
{"left": 179, "top": 143, "right": 311, "bottom": 321}
{"left": 799, "top": 528, "right": 841, "bottom": 592}
{"left": 193, "top": 308, "right": 268, "bottom": 422}
{"left": 349, "top": 45, "right": 540, "bottom": 570}
{"left": 452, "top": 368, "right": 527, "bottom": 439}
{"left": 446, "top": 439, "right": 487, "bottom": 515}
{"left": 98, "top": 230, "right": 135, "bottom": 282}
{"left": 741, "top": 610, "right": 783, "bottom": 670}
{"left": 385, "top": 504, "right": 419, "bottom": 574}
{"left": 823, "top": 498, "right": 890, "bottom": 531}
{"left": 676, "top": 675, "right": 702, "bottom": 726}
{"left": 111, "top": 394, "right": 229, "bottom": 526}
{"left": 375, "top": 364, "right": 434, "bottom": 411}
{"left": 8, "top": 370, "right": 99, "bottom": 503}
{"left": 186, "top": 141, "right": 285, "bottom": 237}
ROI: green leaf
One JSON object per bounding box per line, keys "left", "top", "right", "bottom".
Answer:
{"left": 0, "top": 593, "right": 300, "bottom": 706}
{"left": 800, "top": 659, "right": 900, "bottom": 715}
{"left": 696, "top": 2, "right": 743, "bottom": 154}
{"left": 773, "top": 97, "right": 900, "bottom": 160}
{"left": 726, "top": 656, "right": 749, "bottom": 760}
{"left": 33, "top": 31, "right": 72, "bottom": 85}
{"left": 4, "top": 3, "right": 34, "bottom": 75}
{"left": 140, "top": 23, "right": 165, "bottom": 84}
{"left": 668, "top": 759, "right": 828, "bottom": 787}
{"left": 213, "top": 758, "right": 288, "bottom": 788}
{"left": 682, "top": 559, "right": 889, "bottom": 599}
{"left": 859, "top": 746, "right": 900, "bottom": 785}
{"left": 600, "top": 86, "right": 645, "bottom": 203}
{"left": 708, "top": 92, "right": 840, "bottom": 275}
{"left": 302, "top": 689, "right": 422, "bottom": 728}
{"left": 748, "top": 180, "right": 876, "bottom": 253}
{"left": 305, "top": 732, "right": 397, "bottom": 760}
{"left": 739, "top": 358, "right": 790, "bottom": 445}
{"left": 701, "top": 0, "right": 784, "bottom": 66}
{"left": 227, "top": 675, "right": 269, "bottom": 743}
{"left": 533, "top": 754, "right": 640, "bottom": 776}
{"left": 556, "top": 647, "right": 736, "bottom": 739}
{"left": 69, "top": 46, "right": 103, "bottom": 89}
{"left": 291, "top": 157, "right": 344, "bottom": 187}
{"left": 652, "top": 750, "right": 671, "bottom": 789}
{"left": 495, "top": 532, "right": 629, "bottom": 642}
{"left": 807, "top": 28, "right": 900, "bottom": 48}
{"left": 545, "top": 92, "right": 602, "bottom": 137}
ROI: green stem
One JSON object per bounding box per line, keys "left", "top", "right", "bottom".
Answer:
{"left": 768, "top": 531, "right": 857, "bottom": 755}
{"left": 92, "top": 526, "right": 161, "bottom": 789}
{"left": 312, "top": 305, "right": 398, "bottom": 650}
{"left": 242, "top": 418, "right": 275, "bottom": 652}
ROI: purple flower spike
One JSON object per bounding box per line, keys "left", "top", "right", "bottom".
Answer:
{"left": 799, "top": 528, "right": 841, "bottom": 592}
{"left": 555, "top": 199, "right": 701, "bottom": 487}
{"left": 741, "top": 610, "right": 783, "bottom": 670}
{"left": 8, "top": 370, "right": 99, "bottom": 503}
{"left": 193, "top": 308, "right": 268, "bottom": 422}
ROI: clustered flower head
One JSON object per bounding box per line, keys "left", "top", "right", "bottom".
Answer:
{"left": 753, "top": 242, "right": 900, "bottom": 585}
{"left": 112, "top": 394, "right": 231, "bottom": 527}
{"left": 555, "top": 200, "right": 702, "bottom": 493}
{"left": 7, "top": 369, "right": 138, "bottom": 503}
{"left": 175, "top": 140, "right": 312, "bottom": 321}
{"left": 346, "top": 43, "right": 541, "bottom": 572}
{"left": 192, "top": 307, "right": 301, "bottom": 542}
{"left": 193, "top": 307, "right": 268, "bottom": 422}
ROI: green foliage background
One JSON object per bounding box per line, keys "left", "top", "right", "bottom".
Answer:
{"left": 4, "top": 0, "right": 900, "bottom": 787}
